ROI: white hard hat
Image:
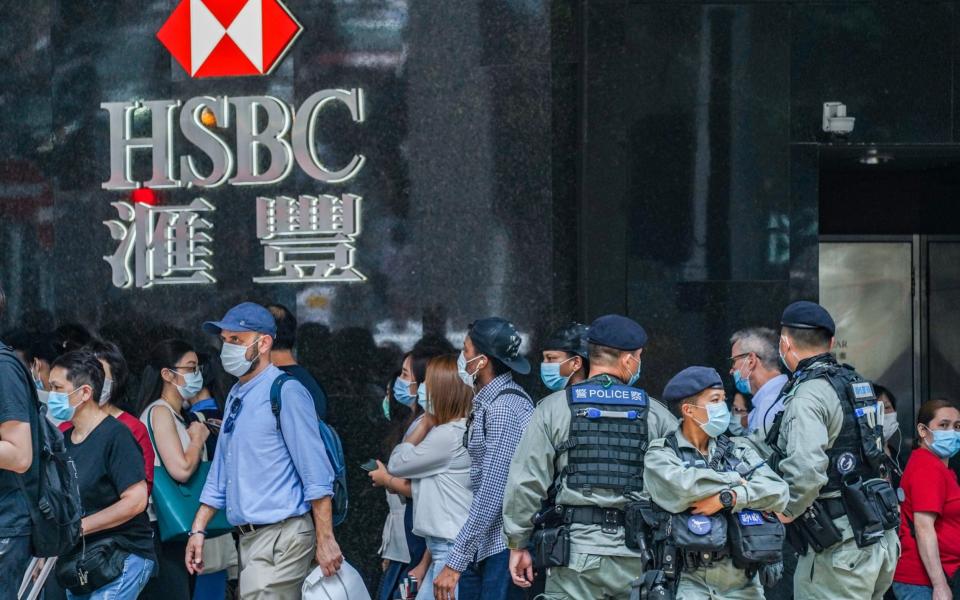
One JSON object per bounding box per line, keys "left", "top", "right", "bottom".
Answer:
{"left": 302, "top": 560, "right": 371, "bottom": 600}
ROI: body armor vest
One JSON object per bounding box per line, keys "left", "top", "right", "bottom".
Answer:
{"left": 557, "top": 378, "right": 649, "bottom": 495}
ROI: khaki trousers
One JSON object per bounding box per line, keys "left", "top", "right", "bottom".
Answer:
{"left": 794, "top": 528, "right": 900, "bottom": 600}
{"left": 544, "top": 552, "right": 645, "bottom": 600}
{"left": 238, "top": 513, "right": 316, "bottom": 600}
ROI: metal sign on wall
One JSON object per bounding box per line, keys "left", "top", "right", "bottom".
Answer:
{"left": 101, "top": 0, "right": 367, "bottom": 288}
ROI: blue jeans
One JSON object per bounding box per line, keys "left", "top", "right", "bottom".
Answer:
{"left": 417, "top": 537, "right": 456, "bottom": 600}
{"left": 0, "top": 535, "right": 32, "bottom": 597}
{"left": 893, "top": 582, "right": 933, "bottom": 600}
{"left": 66, "top": 553, "right": 155, "bottom": 600}
{"left": 456, "top": 549, "right": 524, "bottom": 600}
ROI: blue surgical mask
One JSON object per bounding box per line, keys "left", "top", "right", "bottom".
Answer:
{"left": 176, "top": 371, "right": 204, "bottom": 401}
{"left": 457, "top": 352, "right": 483, "bottom": 388}
{"left": 382, "top": 395, "right": 391, "bottom": 419}
{"left": 626, "top": 355, "right": 642, "bottom": 387}
{"left": 927, "top": 428, "right": 960, "bottom": 459}
{"left": 728, "top": 412, "right": 748, "bottom": 437}
{"left": 392, "top": 377, "right": 416, "bottom": 408}
{"left": 47, "top": 387, "right": 85, "bottom": 422}
{"left": 733, "top": 369, "right": 752, "bottom": 395}
{"left": 417, "top": 384, "right": 429, "bottom": 412}
{"left": 540, "top": 357, "right": 575, "bottom": 392}
{"left": 693, "top": 402, "right": 731, "bottom": 438}
{"left": 32, "top": 373, "right": 44, "bottom": 391}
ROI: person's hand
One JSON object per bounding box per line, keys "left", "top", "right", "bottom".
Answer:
{"left": 691, "top": 493, "right": 727, "bottom": 516}
{"left": 776, "top": 512, "right": 795, "bottom": 524}
{"left": 185, "top": 533, "right": 205, "bottom": 574}
{"left": 408, "top": 560, "right": 428, "bottom": 586}
{"left": 509, "top": 549, "right": 534, "bottom": 588}
{"left": 316, "top": 534, "right": 343, "bottom": 577}
{"left": 188, "top": 421, "right": 210, "bottom": 443}
{"left": 382, "top": 559, "right": 390, "bottom": 572}
{"left": 31, "top": 558, "right": 45, "bottom": 581}
{"left": 933, "top": 581, "right": 953, "bottom": 600}
{"left": 433, "top": 566, "right": 461, "bottom": 600}
{"left": 369, "top": 460, "right": 392, "bottom": 488}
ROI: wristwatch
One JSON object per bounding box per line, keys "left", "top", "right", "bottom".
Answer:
{"left": 719, "top": 489, "right": 735, "bottom": 509}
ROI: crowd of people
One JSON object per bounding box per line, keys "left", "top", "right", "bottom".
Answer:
{"left": 1, "top": 280, "right": 960, "bottom": 600}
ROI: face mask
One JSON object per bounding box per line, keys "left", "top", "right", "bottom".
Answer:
{"left": 882, "top": 417, "right": 899, "bottom": 442}
{"left": 733, "top": 368, "right": 752, "bottom": 395}
{"left": 926, "top": 428, "right": 960, "bottom": 459}
{"left": 99, "top": 378, "right": 113, "bottom": 406}
{"left": 540, "top": 357, "right": 575, "bottom": 392}
{"left": 728, "top": 412, "right": 748, "bottom": 437}
{"left": 32, "top": 370, "right": 44, "bottom": 391}
{"left": 418, "top": 384, "right": 429, "bottom": 412}
{"left": 626, "top": 354, "right": 642, "bottom": 387}
{"left": 175, "top": 371, "right": 204, "bottom": 400}
{"left": 220, "top": 337, "right": 261, "bottom": 378}
{"left": 692, "top": 402, "right": 731, "bottom": 438}
{"left": 47, "top": 387, "right": 85, "bottom": 422}
{"left": 382, "top": 395, "right": 391, "bottom": 419}
{"left": 392, "top": 378, "right": 416, "bottom": 407}
{"left": 457, "top": 352, "right": 483, "bottom": 387}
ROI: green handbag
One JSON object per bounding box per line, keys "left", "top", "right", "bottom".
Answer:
{"left": 147, "top": 406, "right": 233, "bottom": 542}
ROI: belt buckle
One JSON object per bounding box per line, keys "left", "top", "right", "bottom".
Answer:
{"left": 601, "top": 509, "right": 619, "bottom": 534}
{"left": 239, "top": 524, "right": 256, "bottom": 535}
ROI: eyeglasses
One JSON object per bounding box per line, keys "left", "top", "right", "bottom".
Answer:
{"left": 222, "top": 396, "right": 243, "bottom": 434}
{"left": 169, "top": 364, "right": 200, "bottom": 375}
{"left": 728, "top": 353, "right": 750, "bottom": 365}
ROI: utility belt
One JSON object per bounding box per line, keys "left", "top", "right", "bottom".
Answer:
{"left": 530, "top": 504, "right": 645, "bottom": 570}
{"left": 789, "top": 475, "right": 899, "bottom": 554}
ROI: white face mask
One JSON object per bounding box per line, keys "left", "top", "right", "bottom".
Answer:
{"left": 221, "top": 337, "right": 261, "bottom": 377}
{"left": 883, "top": 417, "right": 899, "bottom": 441}
{"left": 175, "top": 371, "right": 204, "bottom": 400}
{"left": 99, "top": 378, "right": 113, "bottom": 406}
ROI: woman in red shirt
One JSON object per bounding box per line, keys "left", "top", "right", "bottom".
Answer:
{"left": 894, "top": 398, "right": 960, "bottom": 600}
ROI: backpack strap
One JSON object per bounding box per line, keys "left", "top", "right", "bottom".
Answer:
{"left": 270, "top": 373, "right": 294, "bottom": 431}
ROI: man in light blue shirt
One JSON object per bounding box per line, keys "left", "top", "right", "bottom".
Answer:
{"left": 729, "top": 327, "right": 788, "bottom": 437}
{"left": 186, "top": 302, "right": 341, "bottom": 600}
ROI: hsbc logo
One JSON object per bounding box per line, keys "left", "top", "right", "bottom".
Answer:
{"left": 157, "top": 0, "right": 302, "bottom": 78}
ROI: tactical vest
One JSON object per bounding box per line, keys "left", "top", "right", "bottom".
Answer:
{"left": 767, "top": 354, "right": 890, "bottom": 493}
{"left": 557, "top": 378, "right": 649, "bottom": 495}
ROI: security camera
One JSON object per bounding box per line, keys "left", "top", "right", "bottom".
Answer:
{"left": 823, "top": 102, "right": 855, "bottom": 136}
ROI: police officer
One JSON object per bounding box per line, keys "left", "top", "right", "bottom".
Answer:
{"left": 762, "top": 301, "right": 900, "bottom": 599}
{"left": 502, "top": 314, "right": 678, "bottom": 600}
{"left": 539, "top": 322, "right": 589, "bottom": 392}
{"left": 644, "top": 366, "right": 789, "bottom": 600}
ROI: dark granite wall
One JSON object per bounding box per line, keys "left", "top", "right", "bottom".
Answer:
{"left": 1, "top": 0, "right": 959, "bottom": 589}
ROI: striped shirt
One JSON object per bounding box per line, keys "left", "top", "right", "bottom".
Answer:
{"left": 446, "top": 373, "right": 533, "bottom": 571}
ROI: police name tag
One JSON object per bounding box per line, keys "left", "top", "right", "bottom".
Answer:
{"left": 852, "top": 382, "right": 875, "bottom": 399}
{"left": 738, "top": 510, "right": 764, "bottom": 526}
{"left": 687, "top": 515, "right": 713, "bottom": 536}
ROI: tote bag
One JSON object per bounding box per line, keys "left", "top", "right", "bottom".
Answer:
{"left": 147, "top": 406, "right": 233, "bottom": 542}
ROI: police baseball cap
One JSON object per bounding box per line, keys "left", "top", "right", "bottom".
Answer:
{"left": 587, "top": 315, "right": 648, "bottom": 351}
{"left": 542, "top": 322, "right": 589, "bottom": 360}
{"left": 662, "top": 366, "right": 724, "bottom": 405}
{"left": 780, "top": 300, "right": 836, "bottom": 337}
{"left": 203, "top": 302, "right": 278, "bottom": 337}
{"left": 468, "top": 317, "right": 530, "bottom": 375}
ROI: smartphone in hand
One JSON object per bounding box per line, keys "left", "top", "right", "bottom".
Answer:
{"left": 361, "top": 459, "right": 379, "bottom": 472}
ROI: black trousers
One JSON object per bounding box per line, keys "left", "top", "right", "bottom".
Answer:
{"left": 139, "top": 523, "right": 193, "bottom": 600}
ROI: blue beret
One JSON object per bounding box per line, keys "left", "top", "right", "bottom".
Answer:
{"left": 781, "top": 300, "right": 836, "bottom": 336}
{"left": 203, "top": 302, "right": 278, "bottom": 337}
{"left": 587, "top": 315, "right": 648, "bottom": 351}
{"left": 662, "top": 366, "right": 724, "bottom": 405}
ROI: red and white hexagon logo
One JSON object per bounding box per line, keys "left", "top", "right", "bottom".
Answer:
{"left": 157, "top": 0, "right": 302, "bottom": 78}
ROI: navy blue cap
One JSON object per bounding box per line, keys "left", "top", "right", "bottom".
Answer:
{"left": 781, "top": 301, "right": 836, "bottom": 337}
{"left": 586, "top": 315, "right": 648, "bottom": 351}
{"left": 542, "top": 322, "right": 589, "bottom": 360}
{"left": 203, "top": 302, "right": 278, "bottom": 337}
{"left": 662, "top": 366, "right": 724, "bottom": 405}
{"left": 469, "top": 317, "right": 530, "bottom": 375}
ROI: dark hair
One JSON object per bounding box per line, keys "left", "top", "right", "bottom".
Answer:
{"left": 410, "top": 334, "right": 455, "bottom": 384}
{"left": 489, "top": 356, "right": 511, "bottom": 377}
{"left": 782, "top": 326, "right": 832, "bottom": 352}
{"left": 382, "top": 370, "right": 414, "bottom": 456}
{"left": 51, "top": 350, "right": 104, "bottom": 402}
{"left": 588, "top": 343, "right": 624, "bottom": 365}
{"left": 915, "top": 398, "right": 959, "bottom": 448}
{"left": 197, "top": 350, "right": 228, "bottom": 412}
{"left": 730, "top": 391, "right": 754, "bottom": 414}
{"left": 26, "top": 334, "right": 60, "bottom": 365}
{"left": 874, "top": 384, "right": 897, "bottom": 409}
{"left": 54, "top": 323, "right": 93, "bottom": 355}
{"left": 137, "top": 339, "right": 195, "bottom": 416}
{"left": 266, "top": 304, "right": 296, "bottom": 351}
{"left": 84, "top": 339, "right": 129, "bottom": 409}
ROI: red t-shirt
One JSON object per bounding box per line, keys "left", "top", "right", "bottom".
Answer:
{"left": 895, "top": 447, "right": 960, "bottom": 585}
{"left": 60, "top": 411, "right": 155, "bottom": 494}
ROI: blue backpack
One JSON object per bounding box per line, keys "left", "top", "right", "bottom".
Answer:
{"left": 270, "top": 374, "right": 348, "bottom": 527}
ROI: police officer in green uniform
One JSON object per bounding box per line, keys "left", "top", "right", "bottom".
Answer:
{"left": 501, "top": 314, "right": 678, "bottom": 600}
{"left": 644, "top": 366, "right": 789, "bottom": 600}
{"left": 761, "top": 301, "right": 900, "bottom": 599}
{"left": 539, "top": 322, "right": 589, "bottom": 392}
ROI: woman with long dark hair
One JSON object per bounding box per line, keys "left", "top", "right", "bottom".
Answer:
{"left": 137, "top": 339, "right": 211, "bottom": 600}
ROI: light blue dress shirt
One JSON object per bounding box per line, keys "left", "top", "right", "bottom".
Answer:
{"left": 200, "top": 364, "right": 334, "bottom": 526}
{"left": 747, "top": 373, "right": 789, "bottom": 437}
